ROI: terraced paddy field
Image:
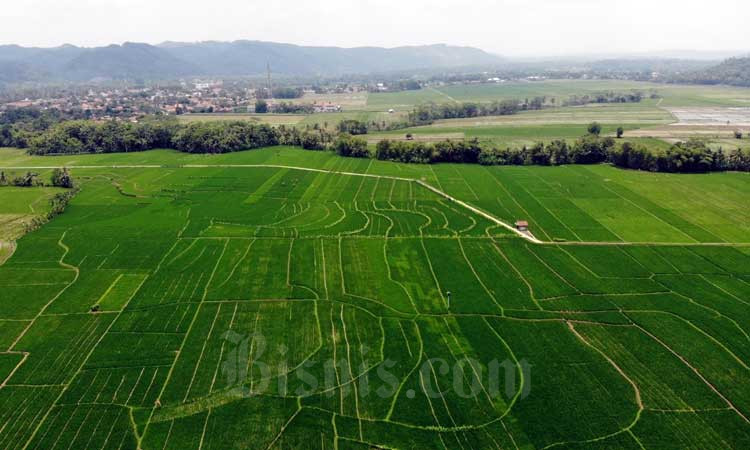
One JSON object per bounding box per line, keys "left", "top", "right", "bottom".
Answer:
{"left": 0, "top": 183, "right": 65, "bottom": 241}
{"left": 0, "top": 147, "right": 749, "bottom": 449}
{"left": 429, "top": 164, "right": 750, "bottom": 244}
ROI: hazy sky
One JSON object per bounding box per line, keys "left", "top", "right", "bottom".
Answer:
{"left": 4, "top": 0, "right": 749, "bottom": 56}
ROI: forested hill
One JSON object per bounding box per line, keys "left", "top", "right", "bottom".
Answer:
{"left": 670, "top": 56, "right": 750, "bottom": 87}
{"left": 0, "top": 41, "right": 503, "bottom": 82}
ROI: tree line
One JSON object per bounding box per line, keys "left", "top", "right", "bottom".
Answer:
{"left": 18, "top": 117, "right": 750, "bottom": 174}
{"left": 313, "top": 98, "right": 542, "bottom": 136}
{"left": 375, "top": 139, "right": 482, "bottom": 164}
{"left": 254, "top": 87, "right": 305, "bottom": 99}
{"left": 562, "top": 91, "right": 647, "bottom": 107}
{"left": 0, "top": 107, "right": 90, "bottom": 149}
{"left": 0, "top": 167, "right": 74, "bottom": 188}
{"left": 406, "top": 98, "right": 543, "bottom": 126}
{"left": 610, "top": 139, "right": 750, "bottom": 173}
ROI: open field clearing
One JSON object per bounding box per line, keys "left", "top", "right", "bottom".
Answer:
{"left": 427, "top": 103, "right": 674, "bottom": 127}
{"left": 617, "top": 106, "right": 750, "bottom": 149}
{"left": 373, "top": 122, "right": 649, "bottom": 148}
{"left": 296, "top": 91, "right": 369, "bottom": 109}
{"left": 367, "top": 103, "right": 674, "bottom": 148}
{"left": 0, "top": 146, "right": 748, "bottom": 448}
{"left": 667, "top": 107, "right": 750, "bottom": 125}
{"left": 178, "top": 113, "right": 307, "bottom": 125}
{"left": 366, "top": 80, "right": 661, "bottom": 110}
{"left": 366, "top": 80, "right": 750, "bottom": 111}
{"left": 623, "top": 125, "right": 749, "bottom": 150}
{"left": 656, "top": 84, "right": 750, "bottom": 107}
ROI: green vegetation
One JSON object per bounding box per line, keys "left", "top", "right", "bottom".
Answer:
{"left": 13, "top": 79, "right": 750, "bottom": 174}
{"left": 25, "top": 116, "right": 748, "bottom": 176}
{"left": 611, "top": 140, "right": 750, "bottom": 173}
{"left": 0, "top": 146, "right": 748, "bottom": 448}
{"left": 670, "top": 57, "right": 750, "bottom": 87}
{"left": 0, "top": 176, "right": 67, "bottom": 240}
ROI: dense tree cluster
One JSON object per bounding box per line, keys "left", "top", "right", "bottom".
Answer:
{"left": 396, "top": 80, "right": 422, "bottom": 91}
{"left": 274, "top": 125, "right": 335, "bottom": 149}
{"left": 299, "top": 131, "right": 328, "bottom": 150}
{"left": 562, "top": 91, "right": 644, "bottom": 107}
{"left": 336, "top": 119, "right": 368, "bottom": 135}
{"left": 333, "top": 134, "right": 370, "bottom": 158}
{"left": 27, "top": 120, "right": 280, "bottom": 155}
{"left": 0, "top": 171, "right": 41, "bottom": 187}
{"left": 569, "top": 135, "right": 616, "bottom": 164}
{"left": 366, "top": 79, "right": 422, "bottom": 93}
{"left": 28, "top": 120, "right": 178, "bottom": 155}
{"left": 48, "top": 188, "right": 79, "bottom": 218}
{"left": 51, "top": 167, "right": 74, "bottom": 188}
{"left": 406, "top": 99, "right": 538, "bottom": 126}
{"left": 724, "top": 148, "right": 750, "bottom": 171}
{"left": 171, "top": 122, "right": 278, "bottom": 153}
{"left": 478, "top": 136, "right": 614, "bottom": 166}
{"left": 375, "top": 138, "right": 482, "bottom": 164}
{"left": 270, "top": 102, "right": 314, "bottom": 114}
{"left": 0, "top": 124, "right": 31, "bottom": 148}
{"left": 0, "top": 107, "right": 89, "bottom": 149}
{"left": 254, "top": 100, "right": 268, "bottom": 114}
{"left": 610, "top": 139, "right": 750, "bottom": 173}
{"left": 1, "top": 167, "right": 75, "bottom": 189}
{"left": 271, "top": 87, "right": 304, "bottom": 99}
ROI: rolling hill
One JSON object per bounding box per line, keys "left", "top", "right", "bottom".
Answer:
{"left": 670, "top": 56, "right": 750, "bottom": 86}
{"left": 0, "top": 40, "right": 504, "bottom": 82}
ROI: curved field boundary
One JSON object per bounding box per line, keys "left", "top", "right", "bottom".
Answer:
{"left": 2, "top": 163, "right": 747, "bottom": 247}
{"left": 0, "top": 240, "right": 17, "bottom": 265}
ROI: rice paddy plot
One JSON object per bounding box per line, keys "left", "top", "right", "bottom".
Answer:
{"left": 0, "top": 147, "right": 748, "bottom": 448}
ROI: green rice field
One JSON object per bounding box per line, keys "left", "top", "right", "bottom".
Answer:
{"left": 0, "top": 147, "right": 748, "bottom": 448}
{"left": 181, "top": 80, "right": 750, "bottom": 150}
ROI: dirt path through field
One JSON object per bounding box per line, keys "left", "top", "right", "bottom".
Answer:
{"left": 1, "top": 162, "right": 746, "bottom": 246}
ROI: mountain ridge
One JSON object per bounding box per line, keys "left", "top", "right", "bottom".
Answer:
{"left": 0, "top": 40, "right": 504, "bottom": 82}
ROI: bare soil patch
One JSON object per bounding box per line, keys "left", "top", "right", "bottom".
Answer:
{"left": 0, "top": 240, "right": 16, "bottom": 265}
{"left": 667, "top": 107, "right": 750, "bottom": 126}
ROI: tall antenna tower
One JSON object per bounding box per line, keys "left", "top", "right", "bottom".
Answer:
{"left": 266, "top": 62, "right": 272, "bottom": 95}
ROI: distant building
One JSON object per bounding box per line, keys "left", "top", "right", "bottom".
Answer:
{"left": 5, "top": 100, "right": 33, "bottom": 108}
{"left": 313, "top": 103, "right": 341, "bottom": 113}
{"left": 515, "top": 221, "right": 529, "bottom": 232}
{"left": 195, "top": 81, "right": 222, "bottom": 90}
